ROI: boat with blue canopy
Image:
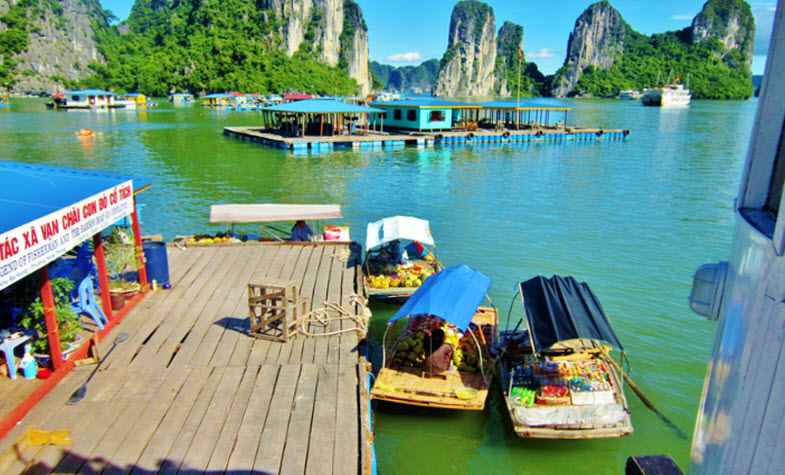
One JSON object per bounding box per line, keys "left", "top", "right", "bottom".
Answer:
{"left": 498, "top": 275, "right": 633, "bottom": 439}
{"left": 371, "top": 265, "right": 498, "bottom": 410}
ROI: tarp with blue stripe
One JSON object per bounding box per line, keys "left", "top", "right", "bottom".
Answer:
{"left": 390, "top": 265, "right": 490, "bottom": 330}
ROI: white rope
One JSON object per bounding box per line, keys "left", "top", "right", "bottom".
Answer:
{"left": 298, "top": 293, "right": 370, "bottom": 337}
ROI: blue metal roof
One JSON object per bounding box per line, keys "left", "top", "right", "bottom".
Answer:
{"left": 0, "top": 162, "right": 145, "bottom": 234}
{"left": 390, "top": 265, "right": 491, "bottom": 330}
{"left": 264, "top": 99, "right": 383, "bottom": 114}
{"left": 480, "top": 100, "right": 573, "bottom": 110}
{"left": 370, "top": 98, "right": 478, "bottom": 109}
{"left": 66, "top": 89, "right": 115, "bottom": 96}
{"left": 204, "top": 93, "right": 231, "bottom": 99}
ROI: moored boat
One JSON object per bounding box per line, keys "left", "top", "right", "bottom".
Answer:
{"left": 363, "top": 216, "right": 441, "bottom": 301}
{"left": 641, "top": 84, "right": 691, "bottom": 107}
{"left": 618, "top": 89, "right": 641, "bottom": 100}
{"left": 498, "top": 275, "right": 633, "bottom": 439}
{"left": 371, "top": 265, "right": 497, "bottom": 410}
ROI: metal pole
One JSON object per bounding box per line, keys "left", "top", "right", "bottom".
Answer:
{"left": 130, "top": 199, "right": 148, "bottom": 288}
{"left": 93, "top": 233, "right": 113, "bottom": 321}
{"left": 40, "top": 267, "right": 64, "bottom": 369}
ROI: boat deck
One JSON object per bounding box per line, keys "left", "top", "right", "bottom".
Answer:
{"left": 224, "top": 127, "right": 427, "bottom": 150}
{"left": 0, "top": 242, "right": 373, "bottom": 475}
{"left": 225, "top": 125, "right": 629, "bottom": 152}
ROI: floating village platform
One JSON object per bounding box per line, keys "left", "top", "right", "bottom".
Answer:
{"left": 0, "top": 242, "right": 374, "bottom": 475}
{"left": 224, "top": 126, "right": 630, "bottom": 152}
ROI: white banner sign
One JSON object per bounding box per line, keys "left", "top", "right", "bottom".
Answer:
{"left": 0, "top": 180, "right": 134, "bottom": 291}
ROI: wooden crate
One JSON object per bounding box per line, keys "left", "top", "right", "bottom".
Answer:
{"left": 248, "top": 280, "right": 306, "bottom": 342}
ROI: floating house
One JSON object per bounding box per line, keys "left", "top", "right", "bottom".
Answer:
{"left": 169, "top": 93, "right": 194, "bottom": 105}
{"left": 261, "top": 98, "right": 385, "bottom": 138}
{"left": 48, "top": 89, "right": 119, "bottom": 110}
{"left": 202, "top": 93, "right": 232, "bottom": 108}
{"left": 369, "top": 98, "right": 480, "bottom": 131}
{"left": 479, "top": 101, "right": 573, "bottom": 129}
{"left": 116, "top": 93, "right": 148, "bottom": 109}
{"left": 283, "top": 92, "right": 315, "bottom": 102}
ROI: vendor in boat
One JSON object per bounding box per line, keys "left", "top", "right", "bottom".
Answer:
{"left": 424, "top": 328, "right": 454, "bottom": 373}
{"left": 290, "top": 220, "right": 313, "bottom": 241}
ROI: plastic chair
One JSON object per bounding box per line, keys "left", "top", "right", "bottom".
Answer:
{"left": 72, "top": 276, "right": 108, "bottom": 330}
{"left": 1, "top": 333, "right": 30, "bottom": 380}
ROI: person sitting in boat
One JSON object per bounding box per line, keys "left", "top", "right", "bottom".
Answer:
{"left": 290, "top": 220, "right": 313, "bottom": 241}
{"left": 424, "top": 328, "right": 453, "bottom": 374}
{"left": 404, "top": 241, "right": 428, "bottom": 260}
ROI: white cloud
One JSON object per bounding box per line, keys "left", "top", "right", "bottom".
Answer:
{"left": 671, "top": 14, "right": 693, "bottom": 21}
{"left": 384, "top": 52, "right": 422, "bottom": 63}
{"left": 527, "top": 48, "right": 556, "bottom": 59}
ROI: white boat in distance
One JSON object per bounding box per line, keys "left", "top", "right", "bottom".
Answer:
{"left": 618, "top": 89, "right": 641, "bottom": 100}
{"left": 641, "top": 84, "right": 691, "bottom": 107}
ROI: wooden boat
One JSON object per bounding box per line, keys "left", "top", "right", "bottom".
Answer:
{"left": 363, "top": 216, "right": 441, "bottom": 301}
{"left": 498, "top": 275, "right": 633, "bottom": 439}
{"left": 371, "top": 265, "right": 497, "bottom": 410}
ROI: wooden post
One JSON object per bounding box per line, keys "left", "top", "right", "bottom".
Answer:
{"left": 93, "top": 233, "right": 113, "bottom": 321}
{"left": 130, "top": 199, "right": 148, "bottom": 288}
{"left": 320, "top": 114, "right": 324, "bottom": 137}
{"left": 40, "top": 268, "right": 63, "bottom": 370}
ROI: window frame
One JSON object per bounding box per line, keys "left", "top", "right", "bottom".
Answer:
{"left": 393, "top": 109, "right": 402, "bottom": 120}
{"left": 407, "top": 109, "right": 417, "bottom": 122}
{"left": 739, "top": 8, "right": 785, "bottom": 254}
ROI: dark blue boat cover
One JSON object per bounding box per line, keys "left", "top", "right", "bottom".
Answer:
{"left": 520, "top": 275, "right": 623, "bottom": 352}
{"left": 390, "top": 265, "right": 490, "bottom": 330}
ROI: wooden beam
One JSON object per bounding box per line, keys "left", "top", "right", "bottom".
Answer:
{"left": 93, "top": 233, "right": 113, "bottom": 321}
{"left": 40, "top": 267, "right": 63, "bottom": 369}
{"left": 131, "top": 200, "right": 148, "bottom": 289}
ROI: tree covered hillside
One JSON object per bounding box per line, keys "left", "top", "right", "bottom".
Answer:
{"left": 81, "top": 0, "right": 360, "bottom": 96}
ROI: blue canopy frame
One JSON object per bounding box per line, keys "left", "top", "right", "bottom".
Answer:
{"left": 390, "top": 264, "right": 490, "bottom": 330}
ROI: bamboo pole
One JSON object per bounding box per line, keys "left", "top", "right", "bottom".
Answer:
{"left": 605, "top": 357, "right": 688, "bottom": 440}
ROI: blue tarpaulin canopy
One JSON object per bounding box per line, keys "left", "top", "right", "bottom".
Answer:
{"left": 0, "top": 162, "right": 143, "bottom": 234}
{"left": 480, "top": 100, "right": 573, "bottom": 110}
{"left": 390, "top": 265, "right": 490, "bottom": 329}
{"left": 264, "top": 99, "right": 383, "bottom": 114}
{"left": 370, "top": 98, "right": 479, "bottom": 109}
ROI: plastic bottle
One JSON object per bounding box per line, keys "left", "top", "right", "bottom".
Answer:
{"left": 21, "top": 344, "right": 37, "bottom": 380}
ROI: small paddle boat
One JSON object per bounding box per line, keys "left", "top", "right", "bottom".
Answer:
{"left": 497, "top": 275, "right": 633, "bottom": 439}
{"left": 371, "top": 265, "right": 497, "bottom": 410}
{"left": 363, "top": 216, "right": 441, "bottom": 301}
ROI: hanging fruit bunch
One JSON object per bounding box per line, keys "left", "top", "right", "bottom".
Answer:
{"left": 389, "top": 316, "right": 487, "bottom": 373}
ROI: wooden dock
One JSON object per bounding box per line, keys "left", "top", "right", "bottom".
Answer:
{"left": 224, "top": 126, "right": 429, "bottom": 151}
{"left": 225, "top": 126, "right": 629, "bottom": 152}
{"left": 0, "top": 242, "right": 374, "bottom": 475}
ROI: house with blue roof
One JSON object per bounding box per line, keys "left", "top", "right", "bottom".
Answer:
{"left": 368, "top": 98, "right": 481, "bottom": 131}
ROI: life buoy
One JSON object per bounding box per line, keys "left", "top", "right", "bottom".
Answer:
{"left": 76, "top": 128, "right": 94, "bottom": 137}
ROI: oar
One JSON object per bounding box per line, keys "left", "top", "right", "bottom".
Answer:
{"left": 605, "top": 357, "right": 689, "bottom": 441}
{"left": 66, "top": 332, "right": 129, "bottom": 405}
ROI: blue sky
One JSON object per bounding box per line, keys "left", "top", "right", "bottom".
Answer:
{"left": 100, "top": 0, "right": 775, "bottom": 74}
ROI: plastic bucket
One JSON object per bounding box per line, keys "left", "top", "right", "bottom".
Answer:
{"left": 143, "top": 241, "right": 171, "bottom": 287}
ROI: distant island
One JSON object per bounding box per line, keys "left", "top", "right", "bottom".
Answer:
{"left": 0, "top": 0, "right": 755, "bottom": 100}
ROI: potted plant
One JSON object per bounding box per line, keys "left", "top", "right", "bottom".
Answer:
{"left": 18, "top": 277, "right": 82, "bottom": 364}
{"left": 105, "top": 228, "right": 139, "bottom": 309}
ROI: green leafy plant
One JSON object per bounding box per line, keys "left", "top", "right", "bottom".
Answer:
{"left": 104, "top": 228, "right": 136, "bottom": 280}
{"left": 18, "top": 278, "right": 81, "bottom": 354}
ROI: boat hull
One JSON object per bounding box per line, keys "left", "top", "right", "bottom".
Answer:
{"left": 371, "top": 306, "right": 498, "bottom": 410}
{"left": 498, "top": 339, "right": 633, "bottom": 439}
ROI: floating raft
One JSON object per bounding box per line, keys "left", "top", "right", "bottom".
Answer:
{"left": 0, "top": 242, "right": 375, "bottom": 475}
{"left": 224, "top": 126, "right": 629, "bottom": 152}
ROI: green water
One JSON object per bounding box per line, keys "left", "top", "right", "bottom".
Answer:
{"left": 0, "top": 98, "right": 757, "bottom": 474}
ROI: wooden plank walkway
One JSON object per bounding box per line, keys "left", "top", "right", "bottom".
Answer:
{"left": 0, "top": 242, "right": 372, "bottom": 475}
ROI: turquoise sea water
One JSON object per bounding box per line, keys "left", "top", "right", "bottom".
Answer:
{"left": 0, "top": 98, "right": 757, "bottom": 474}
